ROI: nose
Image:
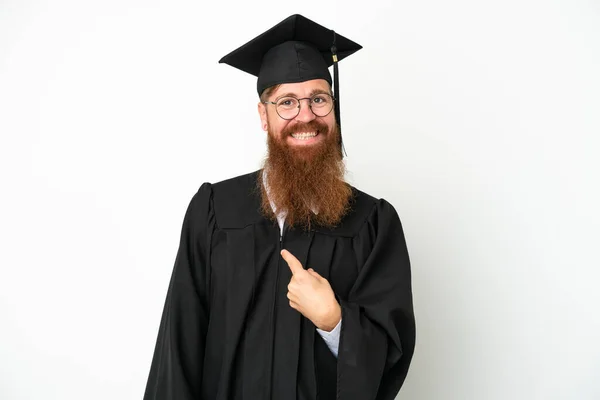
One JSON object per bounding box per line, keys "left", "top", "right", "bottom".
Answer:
{"left": 294, "top": 98, "right": 316, "bottom": 123}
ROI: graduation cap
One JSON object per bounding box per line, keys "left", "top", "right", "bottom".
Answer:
{"left": 219, "top": 14, "right": 362, "bottom": 157}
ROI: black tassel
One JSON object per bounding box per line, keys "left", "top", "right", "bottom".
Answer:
{"left": 331, "top": 31, "right": 347, "bottom": 158}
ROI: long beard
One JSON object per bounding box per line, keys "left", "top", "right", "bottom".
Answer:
{"left": 259, "top": 120, "right": 353, "bottom": 230}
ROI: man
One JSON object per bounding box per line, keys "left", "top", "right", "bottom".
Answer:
{"left": 143, "top": 14, "right": 415, "bottom": 400}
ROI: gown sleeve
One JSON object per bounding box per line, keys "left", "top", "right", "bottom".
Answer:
{"left": 337, "top": 199, "right": 416, "bottom": 400}
{"left": 143, "top": 183, "right": 214, "bottom": 400}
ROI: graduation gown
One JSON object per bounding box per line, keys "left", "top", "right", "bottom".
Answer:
{"left": 143, "top": 170, "right": 415, "bottom": 400}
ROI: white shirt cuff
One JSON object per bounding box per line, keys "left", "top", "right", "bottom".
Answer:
{"left": 316, "top": 318, "right": 342, "bottom": 358}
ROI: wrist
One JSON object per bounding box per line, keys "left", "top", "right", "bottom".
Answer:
{"left": 318, "top": 301, "right": 341, "bottom": 332}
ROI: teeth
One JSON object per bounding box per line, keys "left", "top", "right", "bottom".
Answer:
{"left": 291, "top": 132, "right": 317, "bottom": 140}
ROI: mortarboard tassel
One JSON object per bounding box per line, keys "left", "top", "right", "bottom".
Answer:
{"left": 331, "top": 31, "right": 347, "bottom": 158}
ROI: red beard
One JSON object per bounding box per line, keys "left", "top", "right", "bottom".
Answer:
{"left": 259, "top": 120, "right": 353, "bottom": 229}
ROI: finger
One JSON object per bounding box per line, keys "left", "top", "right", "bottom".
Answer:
{"left": 289, "top": 300, "right": 300, "bottom": 310}
{"left": 281, "top": 249, "right": 304, "bottom": 275}
{"left": 287, "top": 282, "right": 298, "bottom": 293}
{"left": 286, "top": 291, "right": 299, "bottom": 303}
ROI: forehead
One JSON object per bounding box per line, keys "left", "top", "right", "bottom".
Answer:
{"left": 270, "top": 79, "right": 331, "bottom": 98}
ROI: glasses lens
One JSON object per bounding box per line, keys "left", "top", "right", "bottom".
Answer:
{"left": 276, "top": 97, "right": 300, "bottom": 119}
{"left": 273, "top": 94, "right": 334, "bottom": 119}
{"left": 311, "top": 94, "right": 333, "bottom": 117}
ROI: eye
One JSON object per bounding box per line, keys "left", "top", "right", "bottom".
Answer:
{"left": 312, "top": 95, "right": 329, "bottom": 104}
{"left": 277, "top": 97, "right": 298, "bottom": 108}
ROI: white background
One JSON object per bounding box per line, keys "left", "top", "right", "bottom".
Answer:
{"left": 1, "top": 0, "right": 599, "bottom": 399}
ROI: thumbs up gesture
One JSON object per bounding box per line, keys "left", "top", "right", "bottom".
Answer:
{"left": 281, "top": 249, "right": 341, "bottom": 332}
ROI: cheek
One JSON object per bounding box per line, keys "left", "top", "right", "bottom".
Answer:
{"left": 323, "top": 115, "right": 336, "bottom": 132}
{"left": 268, "top": 118, "right": 290, "bottom": 137}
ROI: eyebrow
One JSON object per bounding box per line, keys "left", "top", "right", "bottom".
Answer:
{"left": 274, "top": 88, "right": 332, "bottom": 101}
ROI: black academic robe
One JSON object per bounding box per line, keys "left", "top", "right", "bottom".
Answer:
{"left": 143, "top": 170, "right": 415, "bottom": 400}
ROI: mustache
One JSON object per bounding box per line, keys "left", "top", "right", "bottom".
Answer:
{"left": 281, "top": 120, "right": 329, "bottom": 137}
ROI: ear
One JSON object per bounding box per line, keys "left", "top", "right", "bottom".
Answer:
{"left": 257, "top": 102, "right": 268, "bottom": 131}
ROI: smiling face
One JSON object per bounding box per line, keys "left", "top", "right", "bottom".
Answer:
{"left": 258, "top": 79, "right": 338, "bottom": 157}
{"left": 257, "top": 79, "right": 352, "bottom": 229}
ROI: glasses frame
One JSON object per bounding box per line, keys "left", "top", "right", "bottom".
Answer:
{"left": 262, "top": 93, "right": 336, "bottom": 120}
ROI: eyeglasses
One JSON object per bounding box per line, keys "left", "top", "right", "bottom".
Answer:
{"left": 263, "top": 93, "right": 335, "bottom": 120}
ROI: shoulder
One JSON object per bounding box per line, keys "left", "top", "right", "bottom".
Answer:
{"left": 352, "top": 186, "right": 400, "bottom": 216}
{"left": 196, "top": 170, "right": 262, "bottom": 229}
{"left": 317, "top": 185, "right": 398, "bottom": 237}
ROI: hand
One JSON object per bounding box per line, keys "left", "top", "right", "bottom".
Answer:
{"left": 280, "top": 249, "right": 341, "bottom": 332}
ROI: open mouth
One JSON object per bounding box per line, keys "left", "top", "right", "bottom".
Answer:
{"left": 290, "top": 131, "right": 318, "bottom": 140}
